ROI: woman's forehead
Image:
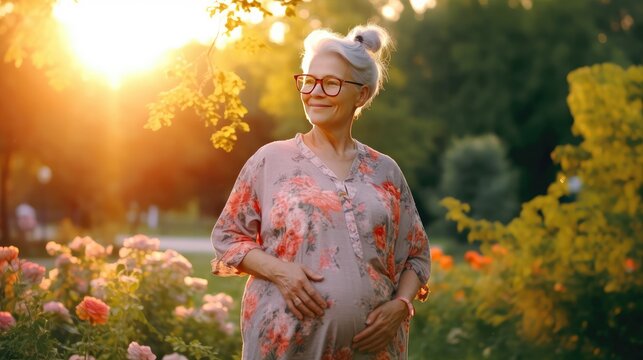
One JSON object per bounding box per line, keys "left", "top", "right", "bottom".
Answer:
{"left": 306, "top": 52, "right": 351, "bottom": 78}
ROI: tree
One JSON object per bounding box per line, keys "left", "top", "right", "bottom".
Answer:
{"left": 430, "top": 134, "right": 519, "bottom": 241}
{"left": 396, "top": 0, "right": 643, "bottom": 201}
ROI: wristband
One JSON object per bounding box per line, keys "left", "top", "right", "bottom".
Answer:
{"left": 395, "top": 296, "right": 415, "bottom": 319}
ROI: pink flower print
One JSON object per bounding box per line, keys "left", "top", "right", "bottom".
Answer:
{"left": 243, "top": 292, "right": 259, "bottom": 321}
{"left": 289, "top": 175, "right": 316, "bottom": 188}
{"left": 376, "top": 349, "right": 392, "bottom": 360}
{"left": 367, "top": 147, "right": 380, "bottom": 160}
{"left": 358, "top": 161, "right": 374, "bottom": 175}
{"left": 275, "top": 219, "right": 303, "bottom": 261}
{"left": 319, "top": 247, "right": 339, "bottom": 271}
{"left": 227, "top": 181, "right": 254, "bottom": 219}
{"left": 264, "top": 312, "right": 293, "bottom": 357}
{"left": 270, "top": 195, "right": 290, "bottom": 228}
{"left": 373, "top": 224, "right": 387, "bottom": 251}
{"left": 127, "top": 342, "right": 156, "bottom": 360}
{"left": 302, "top": 190, "right": 342, "bottom": 218}
{"left": 0, "top": 311, "right": 16, "bottom": 331}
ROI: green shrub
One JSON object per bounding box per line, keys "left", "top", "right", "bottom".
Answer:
{"left": 429, "top": 134, "right": 519, "bottom": 241}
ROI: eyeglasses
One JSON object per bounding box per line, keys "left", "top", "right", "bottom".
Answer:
{"left": 294, "top": 74, "right": 364, "bottom": 97}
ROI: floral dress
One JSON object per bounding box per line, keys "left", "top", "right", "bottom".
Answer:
{"left": 211, "top": 134, "right": 431, "bottom": 360}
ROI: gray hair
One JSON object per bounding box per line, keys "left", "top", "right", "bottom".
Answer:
{"left": 301, "top": 24, "right": 393, "bottom": 114}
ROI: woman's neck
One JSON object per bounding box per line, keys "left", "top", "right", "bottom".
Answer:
{"left": 304, "top": 126, "right": 356, "bottom": 158}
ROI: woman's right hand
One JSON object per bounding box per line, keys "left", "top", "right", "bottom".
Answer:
{"left": 269, "top": 261, "right": 327, "bottom": 320}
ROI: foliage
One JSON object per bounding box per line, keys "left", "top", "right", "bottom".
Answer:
{"left": 428, "top": 134, "right": 518, "bottom": 240}
{"left": 397, "top": 0, "right": 643, "bottom": 201}
{"left": 145, "top": 57, "right": 250, "bottom": 152}
{"left": 439, "top": 63, "right": 643, "bottom": 358}
{"left": 0, "top": 235, "right": 240, "bottom": 359}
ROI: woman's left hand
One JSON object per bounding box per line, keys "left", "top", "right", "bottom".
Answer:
{"left": 352, "top": 299, "right": 408, "bottom": 352}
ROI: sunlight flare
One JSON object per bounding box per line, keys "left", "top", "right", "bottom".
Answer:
{"left": 53, "top": 0, "right": 228, "bottom": 87}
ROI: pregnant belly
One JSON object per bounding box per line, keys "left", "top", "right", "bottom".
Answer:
{"left": 311, "top": 268, "right": 394, "bottom": 333}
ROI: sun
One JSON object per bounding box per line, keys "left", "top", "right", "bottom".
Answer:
{"left": 53, "top": 0, "right": 227, "bottom": 88}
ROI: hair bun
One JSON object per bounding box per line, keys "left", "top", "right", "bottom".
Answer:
{"left": 348, "top": 25, "right": 390, "bottom": 53}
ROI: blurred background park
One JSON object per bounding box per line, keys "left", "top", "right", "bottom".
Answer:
{"left": 0, "top": 0, "right": 641, "bottom": 359}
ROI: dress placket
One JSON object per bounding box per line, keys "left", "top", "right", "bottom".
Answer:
{"left": 296, "top": 134, "right": 365, "bottom": 260}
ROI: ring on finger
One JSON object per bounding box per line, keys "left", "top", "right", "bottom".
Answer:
{"left": 293, "top": 298, "right": 302, "bottom": 306}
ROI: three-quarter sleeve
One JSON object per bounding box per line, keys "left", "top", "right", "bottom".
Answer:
{"left": 210, "top": 154, "right": 265, "bottom": 276}
{"left": 398, "top": 178, "right": 431, "bottom": 302}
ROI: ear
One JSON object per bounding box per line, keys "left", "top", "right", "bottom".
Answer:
{"left": 355, "top": 85, "right": 370, "bottom": 108}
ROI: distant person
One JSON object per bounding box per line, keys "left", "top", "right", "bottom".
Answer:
{"left": 16, "top": 203, "right": 37, "bottom": 242}
{"left": 211, "top": 24, "right": 430, "bottom": 359}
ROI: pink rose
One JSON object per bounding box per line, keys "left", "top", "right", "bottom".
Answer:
{"left": 43, "top": 301, "right": 71, "bottom": 321}
{"left": 90, "top": 278, "right": 108, "bottom": 299}
{"left": 161, "top": 354, "right": 187, "bottom": 360}
{"left": 0, "top": 311, "right": 16, "bottom": 331}
{"left": 123, "top": 235, "right": 160, "bottom": 251}
{"left": 46, "top": 241, "right": 63, "bottom": 256}
{"left": 20, "top": 260, "right": 45, "bottom": 284}
{"left": 203, "top": 293, "right": 233, "bottom": 309}
{"left": 201, "top": 302, "right": 227, "bottom": 324}
{"left": 173, "top": 306, "right": 194, "bottom": 319}
{"left": 85, "top": 242, "right": 112, "bottom": 259}
{"left": 55, "top": 253, "right": 78, "bottom": 268}
{"left": 69, "top": 236, "right": 94, "bottom": 252}
{"left": 184, "top": 276, "right": 208, "bottom": 292}
{"left": 162, "top": 250, "right": 192, "bottom": 275}
{"left": 127, "top": 342, "right": 156, "bottom": 360}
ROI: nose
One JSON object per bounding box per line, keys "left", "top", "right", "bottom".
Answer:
{"left": 310, "top": 80, "right": 326, "bottom": 96}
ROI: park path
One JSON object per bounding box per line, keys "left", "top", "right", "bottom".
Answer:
{"left": 116, "top": 235, "right": 212, "bottom": 254}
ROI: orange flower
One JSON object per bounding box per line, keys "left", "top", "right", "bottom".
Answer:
{"left": 76, "top": 296, "right": 110, "bottom": 325}
{"left": 439, "top": 256, "right": 453, "bottom": 270}
{"left": 624, "top": 258, "right": 636, "bottom": 273}
{"left": 491, "top": 244, "right": 508, "bottom": 256}
{"left": 430, "top": 247, "right": 444, "bottom": 261}
{"left": 464, "top": 250, "right": 492, "bottom": 270}
{"left": 0, "top": 246, "right": 19, "bottom": 264}
{"left": 554, "top": 282, "right": 566, "bottom": 292}
{"left": 453, "top": 290, "right": 465, "bottom": 302}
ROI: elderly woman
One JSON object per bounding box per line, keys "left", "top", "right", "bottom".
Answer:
{"left": 211, "top": 24, "right": 430, "bottom": 359}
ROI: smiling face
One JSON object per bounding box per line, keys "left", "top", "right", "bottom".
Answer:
{"left": 301, "top": 52, "right": 368, "bottom": 130}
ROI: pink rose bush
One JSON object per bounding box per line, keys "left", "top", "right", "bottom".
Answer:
{"left": 0, "top": 235, "right": 239, "bottom": 359}
{"left": 127, "top": 341, "right": 157, "bottom": 360}
{"left": 43, "top": 301, "right": 71, "bottom": 321}
{"left": 0, "top": 311, "right": 16, "bottom": 331}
